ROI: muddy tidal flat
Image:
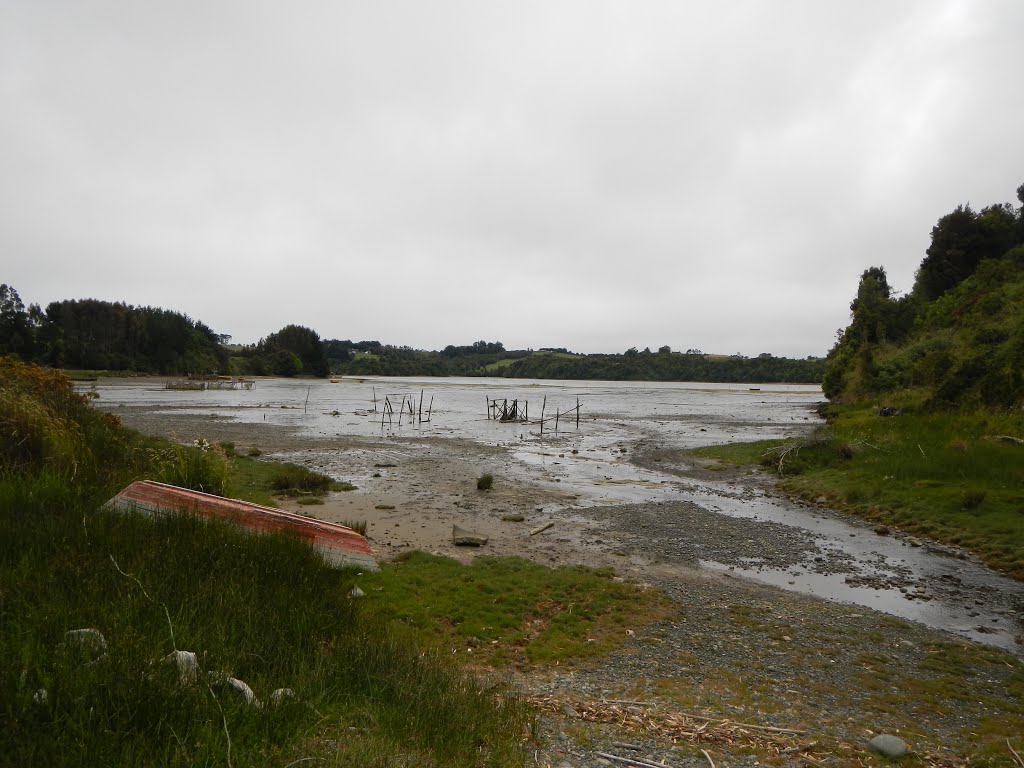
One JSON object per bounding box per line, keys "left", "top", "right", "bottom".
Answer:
{"left": 93, "top": 376, "right": 1024, "bottom": 765}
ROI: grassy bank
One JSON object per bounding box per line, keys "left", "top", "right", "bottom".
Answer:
{"left": 1, "top": 359, "right": 535, "bottom": 766}
{"left": 1, "top": 358, "right": 675, "bottom": 766}
{"left": 693, "top": 405, "right": 1024, "bottom": 579}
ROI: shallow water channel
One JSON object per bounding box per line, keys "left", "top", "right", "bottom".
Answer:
{"left": 95, "top": 375, "right": 1023, "bottom": 653}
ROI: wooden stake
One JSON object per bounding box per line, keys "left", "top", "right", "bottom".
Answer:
{"left": 576, "top": 397, "right": 580, "bottom": 428}
{"left": 373, "top": 386, "right": 377, "bottom": 412}
{"left": 540, "top": 396, "right": 546, "bottom": 435}
{"left": 418, "top": 389, "right": 423, "bottom": 424}
{"left": 304, "top": 386, "right": 310, "bottom": 414}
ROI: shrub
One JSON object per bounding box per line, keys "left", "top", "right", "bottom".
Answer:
{"left": 0, "top": 357, "right": 130, "bottom": 483}
{"left": 476, "top": 473, "right": 494, "bottom": 491}
{"left": 149, "top": 441, "right": 231, "bottom": 496}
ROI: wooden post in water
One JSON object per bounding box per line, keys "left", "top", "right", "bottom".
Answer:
{"left": 398, "top": 395, "right": 407, "bottom": 427}
{"left": 555, "top": 409, "right": 560, "bottom": 433}
{"left": 427, "top": 395, "right": 433, "bottom": 422}
{"left": 418, "top": 389, "right": 424, "bottom": 424}
{"left": 576, "top": 397, "right": 580, "bottom": 428}
{"left": 373, "top": 387, "right": 377, "bottom": 412}
{"left": 486, "top": 396, "right": 490, "bottom": 420}
{"left": 304, "top": 386, "right": 311, "bottom": 414}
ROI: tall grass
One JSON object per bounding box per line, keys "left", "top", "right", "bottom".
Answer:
{"left": 1, "top": 359, "right": 532, "bottom": 766}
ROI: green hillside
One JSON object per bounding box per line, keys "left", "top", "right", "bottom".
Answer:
{"left": 823, "top": 184, "right": 1024, "bottom": 408}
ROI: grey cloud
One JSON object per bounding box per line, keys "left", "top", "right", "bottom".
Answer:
{"left": 2, "top": 1, "right": 1022, "bottom": 358}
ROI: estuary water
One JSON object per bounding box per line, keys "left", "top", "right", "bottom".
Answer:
{"left": 94, "top": 375, "right": 1023, "bottom": 653}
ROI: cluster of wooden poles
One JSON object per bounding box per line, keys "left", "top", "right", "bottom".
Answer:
{"left": 367, "top": 386, "right": 581, "bottom": 434}
{"left": 373, "top": 387, "right": 433, "bottom": 429}
{"left": 486, "top": 395, "right": 581, "bottom": 434}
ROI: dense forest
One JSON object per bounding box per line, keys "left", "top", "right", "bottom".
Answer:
{"left": 823, "top": 182, "right": 1024, "bottom": 408}
{"left": 0, "top": 289, "right": 329, "bottom": 378}
{"left": 0, "top": 291, "right": 229, "bottom": 375}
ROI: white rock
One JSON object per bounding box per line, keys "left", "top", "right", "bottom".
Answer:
{"left": 32, "top": 688, "right": 48, "bottom": 705}
{"left": 270, "top": 687, "right": 295, "bottom": 706}
{"left": 165, "top": 650, "right": 198, "bottom": 685}
{"left": 350, "top": 585, "right": 365, "bottom": 598}
{"left": 225, "top": 676, "right": 260, "bottom": 707}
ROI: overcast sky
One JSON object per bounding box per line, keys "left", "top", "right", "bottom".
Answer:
{"left": 2, "top": 2, "right": 1022, "bottom": 358}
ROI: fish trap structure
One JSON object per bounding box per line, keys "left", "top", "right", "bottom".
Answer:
{"left": 486, "top": 395, "right": 582, "bottom": 434}
{"left": 374, "top": 388, "right": 434, "bottom": 430}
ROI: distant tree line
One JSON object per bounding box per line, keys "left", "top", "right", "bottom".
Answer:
{"left": 823, "top": 182, "right": 1024, "bottom": 407}
{"left": 1, "top": 289, "right": 825, "bottom": 384}
{"left": 496, "top": 349, "right": 825, "bottom": 383}
{"left": 326, "top": 338, "right": 825, "bottom": 383}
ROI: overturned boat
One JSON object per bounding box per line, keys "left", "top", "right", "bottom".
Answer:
{"left": 104, "top": 480, "right": 378, "bottom": 572}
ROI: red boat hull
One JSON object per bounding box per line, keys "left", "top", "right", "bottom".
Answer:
{"left": 104, "top": 480, "right": 378, "bottom": 572}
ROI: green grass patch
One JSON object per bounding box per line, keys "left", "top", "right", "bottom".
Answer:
{"left": 691, "top": 439, "right": 787, "bottom": 466}
{"left": 482, "top": 358, "right": 518, "bottom": 372}
{"left": 696, "top": 406, "right": 1024, "bottom": 578}
{"left": 477, "top": 473, "right": 494, "bottom": 491}
{"left": 225, "top": 455, "right": 355, "bottom": 506}
{"left": 360, "top": 552, "right": 672, "bottom": 665}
